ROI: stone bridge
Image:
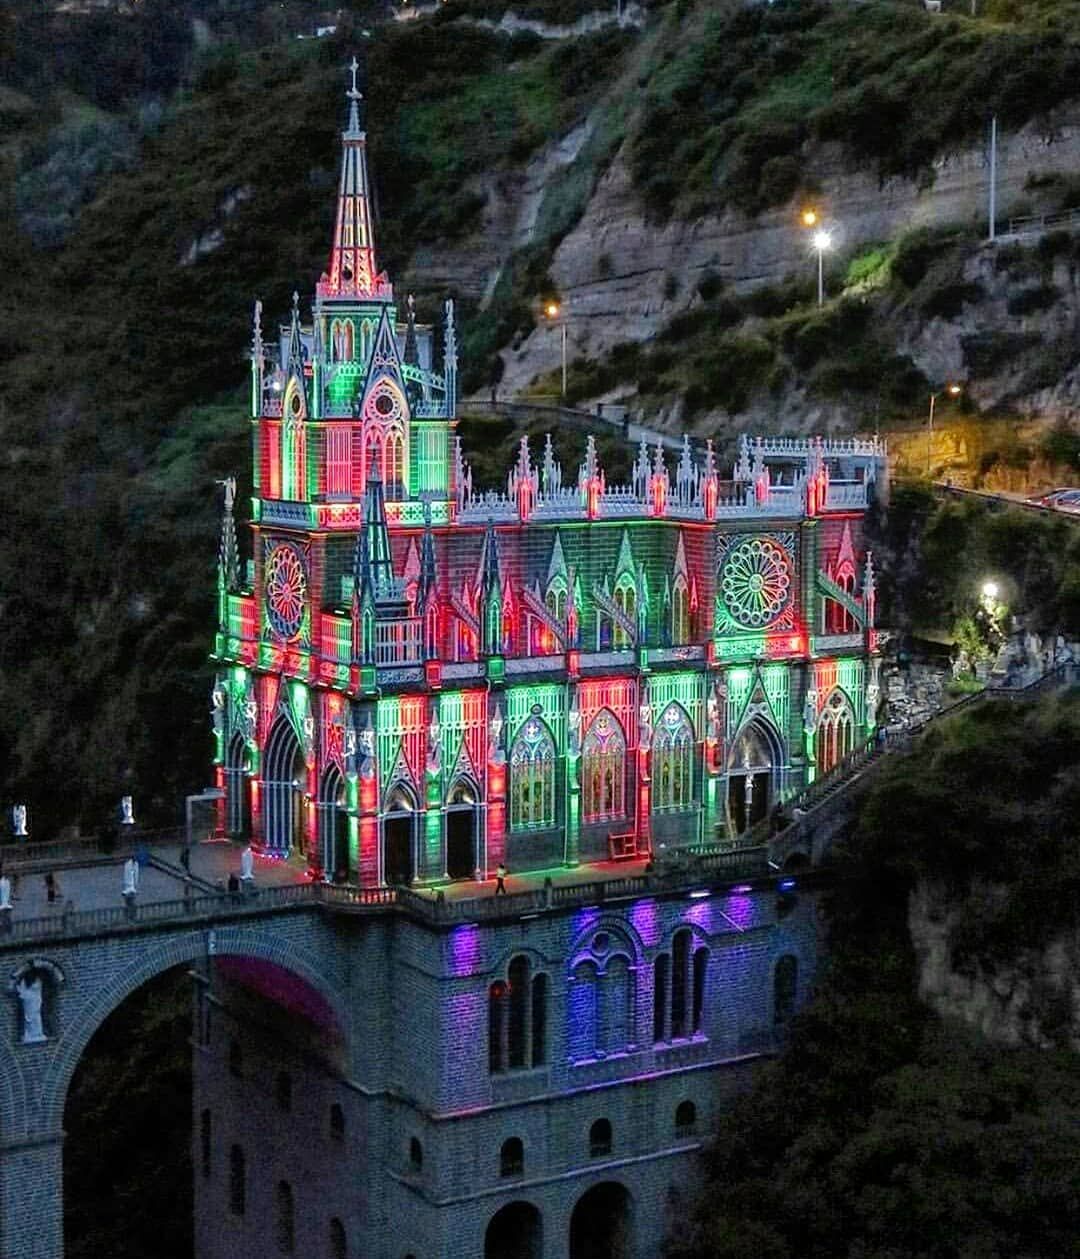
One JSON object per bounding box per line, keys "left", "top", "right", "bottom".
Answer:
{"left": 0, "top": 843, "right": 766, "bottom": 1259}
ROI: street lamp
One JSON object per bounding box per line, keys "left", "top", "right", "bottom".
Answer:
{"left": 812, "top": 230, "right": 832, "bottom": 306}
{"left": 801, "top": 207, "right": 819, "bottom": 228}
{"left": 927, "top": 383, "right": 962, "bottom": 476}
{"left": 981, "top": 580, "right": 999, "bottom": 602}
{"left": 543, "top": 300, "right": 568, "bottom": 400}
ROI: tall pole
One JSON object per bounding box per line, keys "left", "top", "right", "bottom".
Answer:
{"left": 988, "top": 114, "right": 997, "bottom": 242}
{"left": 561, "top": 322, "right": 567, "bottom": 399}
{"left": 817, "top": 247, "right": 824, "bottom": 307}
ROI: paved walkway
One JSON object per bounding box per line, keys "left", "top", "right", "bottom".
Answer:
{"left": 0, "top": 839, "right": 658, "bottom": 924}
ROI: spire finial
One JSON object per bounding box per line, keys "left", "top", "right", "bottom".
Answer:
{"left": 349, "top": 55, "right": 361, "bottom": 99}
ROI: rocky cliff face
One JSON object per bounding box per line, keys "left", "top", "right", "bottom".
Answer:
{"left": 421, "top": 91, "right": 1080, "bottom": 421}
{"left": 910, "top": 880, "right": 1080, "bottom": 1051}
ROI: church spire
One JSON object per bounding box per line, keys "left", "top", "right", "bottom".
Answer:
{"left": 218, "top": 476, "right": 240, "bottom": 597}
{"left": 319, "top": 57, "right": 390, "bottom": 301}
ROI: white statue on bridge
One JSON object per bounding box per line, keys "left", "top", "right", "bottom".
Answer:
{"left": 12, "top": 804, "right": 27, "bottom": 839}
{"left": 122, "top": 857, "right": 139, "bottom": 897}
{"left": 15, "top": 973, "right": 46, "bottom": 1044}
{"left": 240, "top": 844, "right": 255, "bottom": 884}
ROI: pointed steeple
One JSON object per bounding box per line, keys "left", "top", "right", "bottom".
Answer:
{"left": 403, "top": 294, "right": 420, "bottom": 367}
{"left": 218, "top": 476, "right": 240, "bottom": 599}
{"left": 418, "top": 503, "right": 439, "bottom": 658}
{"left": 250, "top": 300, "right": 264, "bottom": 418}
{"left": 419, "top": 505, "right": 438, "bottom": 608}
{"left": 354, "top": 476, "right": 395, "bottom": 606}
{"left": 319, "top": 58, "right": 390, "bottom": 301}
{"left": 478, "top": 522, "right": 503, "bottom": 655}
{"left": 541, "top": 432, "right": 562, "bottom": 495}
{"left": 284, "top": 291, "right": 307, "bottom": 418}
{"left": 443, "top": 298, "right": 458, "bottom": 417}
{"left": 863, "top": 549, "right": 877, "bottom": 628}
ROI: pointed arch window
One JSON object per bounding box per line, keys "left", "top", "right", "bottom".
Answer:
{"left": 545, "top": 578, "right": 567, "bottom": 625}
{"left": 364, "top": 428, "right": 383, "bottom": 491}
{"left": 826, "top": 567, "right": 858, "bottom": 634}
{"left": 331, "top": 319, "right": 354, "bottom": 363}
{"left": 509, "top": 717, "right": 556, "bottom": 831}
{"left": 817, "top": 689, "right": 855, "bottom": 774}
{"left": 582, "top": 710, "right": 626, "bottom": 823}
{"left": 672, "top": 576, "right": 689, "bottom": 645}
{"left": 613, "top": 575, "right": 636, "bottom": 648}
{"left": 225, "top": 731, "right": 249, "bottom": 838}
{"left": 653, "top": 703, "right": 694, "bottom": 812}
{"left": 385, "top": 428, "right": 406, "bottom": 499}
{"left": 542, "top": 577, "right": 567, "bottom": 654}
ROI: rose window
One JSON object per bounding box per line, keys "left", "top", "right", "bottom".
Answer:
{"left": 265, "top": 545, "right": 307, "bottom": 639}
{"left": 721, "top": 537, "right": 793, "bottom": 628}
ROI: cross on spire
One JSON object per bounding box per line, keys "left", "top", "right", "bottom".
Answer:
{"left": 348, "top": 55, "right": 361, "bottom": 99}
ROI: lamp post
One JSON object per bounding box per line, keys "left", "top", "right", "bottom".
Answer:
{"left": 927, "top": 383, "right": 962, "bottom": 476}
{"left": 544, "top": 300, "right": 567, "bottom": 399}
{"left": 812, "top": 230, "right": 832, "bottom": 307}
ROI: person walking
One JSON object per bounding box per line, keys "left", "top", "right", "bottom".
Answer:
{"left": 494, "top": 862, "right": 507, "bottom": 895}
{"left": 44, "top": 872, "right": 58, "bottom": 905}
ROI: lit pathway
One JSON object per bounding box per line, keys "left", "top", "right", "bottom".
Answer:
{"left": 0, "top": 838, "right": 662, "bottom": 926}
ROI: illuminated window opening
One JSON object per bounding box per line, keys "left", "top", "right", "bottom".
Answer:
{"left": 582, "top": 710, "right": 626, "bottom": 823}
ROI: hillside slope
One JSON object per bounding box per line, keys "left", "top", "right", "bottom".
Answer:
{"left": 4, "top": 0, "right": 1080, "bottom": 829}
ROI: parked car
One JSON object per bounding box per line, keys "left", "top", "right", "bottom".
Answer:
{"left": 1027, "top": 488, "right": 1080, "bottom": 512}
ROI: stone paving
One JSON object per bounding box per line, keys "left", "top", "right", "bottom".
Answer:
{"left": 0, "top": 838, "right": 657, "bottom": 922}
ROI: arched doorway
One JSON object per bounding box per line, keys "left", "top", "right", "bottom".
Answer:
{"left": 485, "top": 1201, "right": 542, "bottom": 1259}
{"left": 264, "top": 718, "right": 304, "bottom": 855}
{"left": 569, "top": 1182, "right": 633, "bottom": 1259}
{"left": 445, "top": 778, "right": 478, "bottom": 881}
{"left": 726, "top": 718, "right": 781, "bottom": 835}
{"left": 225, "top": 732, "right": 251, "bottom": 839}
{"left": 318, "top": 763, "right": 349, "bottom": 882}
{"left": 382, "top": 783, "right": 416, "bottom": 885}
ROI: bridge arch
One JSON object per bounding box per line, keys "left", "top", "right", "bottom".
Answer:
{"left": 38, "top": 924, "right": 347, "bottom": 1134}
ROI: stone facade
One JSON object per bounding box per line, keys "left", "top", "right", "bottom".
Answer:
{"left": 193, "top": 885, "right": 822, "bottom": 1259}
{"left": 210, "top": 78, "right": 887, "bottom": 887}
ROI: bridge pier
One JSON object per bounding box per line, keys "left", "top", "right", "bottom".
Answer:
{"left": 0, "top": 1130, "right": 63, "bottom": 1259}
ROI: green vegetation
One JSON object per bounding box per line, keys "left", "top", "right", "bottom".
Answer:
{"left": 876, "top": 483, "right": 1080, "bottom": 637}
{"left": 671, "top": 690, "right": 1080, "bottom": 1259}
{"left": 632, "top": 0, "right": 1080, "bottom": 220}
{"left": 549, "top": 267, "right": 930, "bottom": 425}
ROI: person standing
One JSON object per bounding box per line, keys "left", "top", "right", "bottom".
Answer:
{"left": 495, "top": 862, "right": 507, "bottom": 895}
{"left": 45, "top": 872, "right": 58, "bottom": 905}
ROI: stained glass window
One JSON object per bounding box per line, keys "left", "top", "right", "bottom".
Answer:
{"left": 582, "top": 710, "right": 626, "bottom": 822}
{"left": 509, "top": 717, "right": 556, "bottom": 830}
{"left": 613, "top": 576, "right": 636, "bottom": 648}
{"left": 817, "top": 689, "right": 855, "bottom": 773}
{"left": 653, "top": 703, "right": 694, "bottom": 812}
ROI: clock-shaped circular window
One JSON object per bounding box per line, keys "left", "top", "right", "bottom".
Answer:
{"left": 265, "top": 544, "right": 307, "bottom": 640}
{"left": 720, "top": 536, "right": 793, "bottom": 629}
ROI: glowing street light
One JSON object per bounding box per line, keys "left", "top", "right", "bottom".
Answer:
{"left": 801, "top": 207, "right": 819, "bottom": 228}
{"left": 927, "top": 383, "right": 962, "bottom": 476}
{"left": 811, "top": 229, "right": 832, "bottom": 307}
{"left": 981, "top": 580, "right": 999, "bottom": 602}
{"left": 543, "top": 299, "right": 568, "bottom": 399}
